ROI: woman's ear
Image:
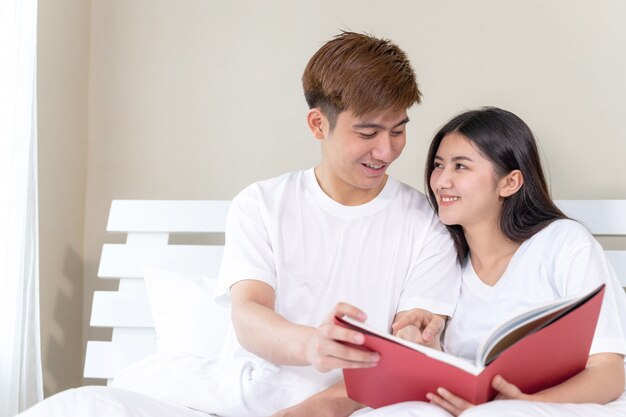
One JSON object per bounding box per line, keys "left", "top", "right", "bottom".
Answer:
{"left": 307, "top": 108, "right": 326, "bottom": 140}
{"left": 499, "top": 170, "right": 524, "bottom": 198}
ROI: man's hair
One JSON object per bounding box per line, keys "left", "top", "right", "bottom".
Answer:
{"left": 302, "top": 31, "right": 422, "bottom": 129}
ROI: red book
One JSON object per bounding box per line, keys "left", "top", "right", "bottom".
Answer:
{"left": 337, "top": 284, "right": 605, "bottom": 408}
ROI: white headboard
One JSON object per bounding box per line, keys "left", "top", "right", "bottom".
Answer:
{"left": 555, "top": 200, "right": 626, "bottom": 287}
{"left": 83, "top": 199, "right": 626, "bottom": 383}
{"left": 84, "top": 200, "right": 231, "bottom": 382}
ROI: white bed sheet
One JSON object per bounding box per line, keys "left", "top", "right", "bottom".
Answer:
{"left": 18, "top": 386, "right": 212, "bottom": 417}
{"left": 19, "top": 351, "right": 325, "bottom": 417}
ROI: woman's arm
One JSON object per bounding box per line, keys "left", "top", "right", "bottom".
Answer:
{"left": 512, "top": 352, "right": 625, "bottom": 404}
{"left": 428, "top": 352, "right": 625, "bottom": 416}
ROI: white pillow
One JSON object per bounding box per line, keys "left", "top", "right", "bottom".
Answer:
{"left": 142, "top": 267, "right": 231, "bottom": 357}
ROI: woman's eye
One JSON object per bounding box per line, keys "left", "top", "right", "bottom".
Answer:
{"left": 456, "top": 163, "right": 467, "bottom": 170}
{"left": 433, "top": 162, "right": 443, "bottom": 169}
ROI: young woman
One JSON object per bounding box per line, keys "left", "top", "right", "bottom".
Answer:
{"left": 362, "top": 107, "right": 626, "bottom": 417}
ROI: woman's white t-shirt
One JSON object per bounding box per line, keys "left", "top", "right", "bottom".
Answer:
{"left": 444, "top": 219, "right": 626, "bottom": 363}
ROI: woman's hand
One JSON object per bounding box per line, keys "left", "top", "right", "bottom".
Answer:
{"left": 427, "top": 387, "right": 472, "bottom": 417}
{"left": 427, "top": 375, "right": 530, "bottom": 416}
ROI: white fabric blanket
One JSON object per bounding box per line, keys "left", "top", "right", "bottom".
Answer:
{"left": 18, "top": 386, "right": 211, "bottom": 417}
{"left": 19, "top": 352, "right": 324, "bottom": 417}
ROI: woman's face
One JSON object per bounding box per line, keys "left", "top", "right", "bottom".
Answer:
{"left": 429, "top": 132, "right": 505, "bottom": 229}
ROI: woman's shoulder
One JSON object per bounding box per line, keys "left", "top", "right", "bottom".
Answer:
{"left": 529, "top": 218, "right": 598, "bottom": 249}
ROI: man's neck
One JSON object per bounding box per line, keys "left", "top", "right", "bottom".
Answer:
{"left": 313, "top": 166, "right": 387, "bottom": 206}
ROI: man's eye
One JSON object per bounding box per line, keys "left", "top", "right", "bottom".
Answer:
{"left": 390, "top": 130, "right": 404, "bottom": 137}
{"left": 359, "top": 132, "right": 377, "bottom": 139}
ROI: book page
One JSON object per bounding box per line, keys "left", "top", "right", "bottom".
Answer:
{"left": 476, "top": 285, "right": 604, "bottom": 366}
{"left": 338, "top": 315, "right": 482, "bottom": 374}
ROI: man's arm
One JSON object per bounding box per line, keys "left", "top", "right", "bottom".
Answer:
{"left": 263, "top": 308, "right": 449, "bottom": 417}
{"left": 230, "top": 279, "right": 380, "bottom": 371}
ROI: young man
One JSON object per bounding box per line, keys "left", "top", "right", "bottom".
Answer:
{"left": 215, "top": 32, "right": 461, "bottom": 416}
{"left": 17, "top": 32, "right": 459, "bottom": 417}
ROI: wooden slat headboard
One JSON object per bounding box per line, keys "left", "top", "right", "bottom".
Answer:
{"left": 84, "top": 200, "right": 231, "bottom": 382}
{"left": 555, "top": 200, "right": 626, "bottom": 287}
{"left": 84, "top": 199, "right": 625, "bottom": 382}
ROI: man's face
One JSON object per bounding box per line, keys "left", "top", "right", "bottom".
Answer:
{"left": 314, "top": 108, "right": 409, "bottom": 205}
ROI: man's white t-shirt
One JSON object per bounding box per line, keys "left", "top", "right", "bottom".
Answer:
{"left": 216, "top": 168, "right": 460, "bottom": 399}
{"left": 444, "top": 219, "right": 626, "bottom": 363}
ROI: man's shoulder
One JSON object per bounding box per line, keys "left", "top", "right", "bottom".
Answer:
{"left": 236, "top": 169, "right": 308, "bottom": 199}
{"left": 388, "top": 177, "right": 434, "bottom": 214}
{"left": 233, "top": 170, "right": 307, "bottom": 207}
{"left": 392, "top": 178, "right": 425, "bottom": 198}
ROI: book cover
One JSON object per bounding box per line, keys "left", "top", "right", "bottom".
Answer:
{"left": 337, "top": 284, "right": 605, "bottom": 408}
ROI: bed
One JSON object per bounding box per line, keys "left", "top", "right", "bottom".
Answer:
{"left": 21, "top": 199, "right": 626, "bottom": 416}
{"left": 85, "top": 200, "right": 626, "bottom": 384}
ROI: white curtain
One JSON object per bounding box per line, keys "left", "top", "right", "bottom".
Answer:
{"left": 0, "top": 0, "right": 43, "bottom": 416}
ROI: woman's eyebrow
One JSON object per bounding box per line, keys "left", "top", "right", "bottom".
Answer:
{"left": 452, "top": 156, "right": 473, "bottom": 162}
{"left": 433, "top": 155, "right": 474, "bottom": 162}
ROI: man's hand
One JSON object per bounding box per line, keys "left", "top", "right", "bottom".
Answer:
{"left": 391, "top": 309, "right": 445, "bottom": 350}
{"left": 305, "top": 302, "right": 380, "bottom": 372}
{"left": 231, "top": 281, "right": 379, "bottom": 369}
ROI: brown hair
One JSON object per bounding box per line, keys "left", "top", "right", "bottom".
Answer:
{"left": 302, "top": 31, "right": 422, "bottom": 129}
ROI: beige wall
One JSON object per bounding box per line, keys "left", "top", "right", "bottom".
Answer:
{"left": 37, "top": 0, "right": 91, "bottom": 396}
{"left": 37, "top": 0, "right": 626, "bottom": 395}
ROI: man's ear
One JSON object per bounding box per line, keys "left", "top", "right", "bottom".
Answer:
{"left": 307, "top": 108, "right": 326, "bottom": 140}
{"left": 499, "top": 170, "right": 524, "bottom": 198}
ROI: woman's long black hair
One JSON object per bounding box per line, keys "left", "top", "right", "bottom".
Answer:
{"left": 425, "top": 107, "right": 567, "bottom": 263}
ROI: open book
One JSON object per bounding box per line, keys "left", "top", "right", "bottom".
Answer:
{"left": 336, "top": 284, "right": 605, "bottom": 408}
